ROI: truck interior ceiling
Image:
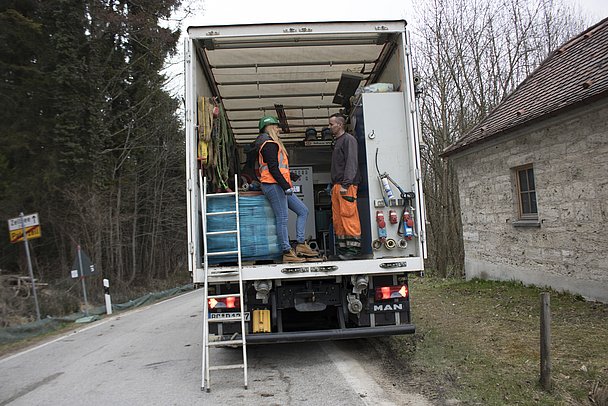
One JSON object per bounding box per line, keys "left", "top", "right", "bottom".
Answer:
{"left": 191, "top": 24, "right": 403, "bottom": 144}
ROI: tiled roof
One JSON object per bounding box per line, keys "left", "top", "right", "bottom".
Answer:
{"left": 443, "top": 17, "right": 608, "bottom": 157}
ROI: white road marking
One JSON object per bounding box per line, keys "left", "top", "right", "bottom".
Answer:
{"left": 321, "top": 341, "right": 432, "bottom": 406}
{"left": 321, "top": 341, "right": 397, "bottom": 406}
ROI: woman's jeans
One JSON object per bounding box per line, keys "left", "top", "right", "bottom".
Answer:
{"left": 261, "top": 183, "right": 308, "bottom": 252}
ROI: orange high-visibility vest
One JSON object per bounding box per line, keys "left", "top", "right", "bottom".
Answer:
{"left": 258, "top": 140, "right": 292, "bottom": 186}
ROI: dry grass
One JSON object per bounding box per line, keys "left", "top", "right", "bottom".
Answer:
{"left": 0, "top": 322, "right": 77, "bottom": 358}
{"left": 0, "top": 275, "right": 191, "bottom": 357}
{"left": 391, "top": 275, "right": 608, "bottom": 405}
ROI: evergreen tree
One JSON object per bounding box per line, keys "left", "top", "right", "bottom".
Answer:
{"left": 0, "top": 0, "right": 185, "bottom": 290}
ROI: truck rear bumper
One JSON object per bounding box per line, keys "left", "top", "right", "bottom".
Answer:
{"left": 243, "top": 324, "right": 415, "bottom": 344}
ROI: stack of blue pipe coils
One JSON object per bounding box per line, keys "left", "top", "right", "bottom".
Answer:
{"left": 206, "top": 194, "right": 281, "bottom": 264}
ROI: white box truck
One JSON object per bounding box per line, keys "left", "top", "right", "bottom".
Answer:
{"left": 185, "top": 20, "right": 427, "bottom": 344}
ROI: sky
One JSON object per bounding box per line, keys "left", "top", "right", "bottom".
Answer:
{"left": 164, "top": 0, "right": 608, "bottom": 98}
{"left": 181, "top": 0, "right": 411, "bottom": 27}
{"left": 182, "top": 0, "right": 608, "bottom": 28}
{"left": 579, "top": 0, "right": 608, "bottom": 23}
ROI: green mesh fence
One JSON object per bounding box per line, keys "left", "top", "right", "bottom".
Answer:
{"left": 0, "top": 284, "right": 194, "bottom": 345}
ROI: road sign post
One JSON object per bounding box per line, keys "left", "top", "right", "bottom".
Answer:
{"left": 22, "top": 213, "right": 41, "bottom": 321}
{"left": 7, "top": 213, "right": 42, "bottom": 321}
{"left": 71, "top": 246, "right": 96, "bottom": 316}
{"left": 78, "top": 246, "right": 90, "bottom": 316}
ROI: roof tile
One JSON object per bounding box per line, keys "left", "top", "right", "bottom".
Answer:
{"left": 443, "top": 18, "right": 608, "bottom": 156}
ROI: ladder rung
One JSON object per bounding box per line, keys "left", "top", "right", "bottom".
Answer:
{"left": 208, "top": 339, "right": 244, "bottom": 347}
{"left": 206, "top": 210, "right": 237, "bottom": 216}
{"left": 208, "top": 317, "right": 242, "bottom": 323}
{"left": 206, "top": 192, "right": 237, "bottom": 197}
{"left": 206, "top": 230, "right": 238, "bottom": 236}
{"left": 208, "top": 293, "right": 241, "bottom": 299}
{"left": 209, "top": 364, "right": 245, "bottom": 371}
{"left": 207, "top": 250, "right": 239, "bottom": 257}
{"left": 207, "top": 230, "right": 238, "bottom": 236}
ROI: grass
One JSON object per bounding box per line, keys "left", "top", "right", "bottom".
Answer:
{"left": 0, "top": 275, "right": 192, "bottom": 358}
{"left": 391, "top": 275, "right": 608, "bottom": 405}
{"left": 0, "top": 321, "right": 76, "bottom": 358}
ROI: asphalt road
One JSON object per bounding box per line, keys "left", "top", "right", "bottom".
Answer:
{"left": 0, "top": 290, "right": 431, "bottom": 406}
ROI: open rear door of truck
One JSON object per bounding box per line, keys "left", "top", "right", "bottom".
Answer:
{"left": 186, "top": 20, "right": 427, "bottom": 283}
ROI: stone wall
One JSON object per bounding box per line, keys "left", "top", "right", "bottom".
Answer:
{"left": 451, "top": 100, "right": 608, "bottom": 302}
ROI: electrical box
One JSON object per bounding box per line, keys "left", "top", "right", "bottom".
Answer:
{"left": 288, "top": 166, "right": 316, "bottom": 242}
{"left": 354, "top": 92, "right": 419, "bottom": 259}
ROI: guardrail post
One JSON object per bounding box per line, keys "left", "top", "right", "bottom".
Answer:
{"left": 103, "top": 278, "right": 113, "bottom": 315}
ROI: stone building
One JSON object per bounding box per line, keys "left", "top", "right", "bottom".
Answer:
{"left": 442, "top": 18, "right": 608, "bottom": 302}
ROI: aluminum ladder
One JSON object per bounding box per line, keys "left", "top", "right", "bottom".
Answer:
{"left": 200, "top": 172, "right": 248, "bottom": 392}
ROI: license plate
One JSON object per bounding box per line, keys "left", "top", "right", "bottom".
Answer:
{"left": 209, "top": 312, "right": 250, "bottom": 321}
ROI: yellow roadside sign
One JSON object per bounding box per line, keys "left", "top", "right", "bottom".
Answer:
{"left": 9, "top": 225, "right": 42, "bottom": 243}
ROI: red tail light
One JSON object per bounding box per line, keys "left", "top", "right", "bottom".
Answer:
{"left": 208, "top": 297, "right": 240, "bottom": 309}
{"left": 375, "top": 285, "right": 408, "bottom": 301}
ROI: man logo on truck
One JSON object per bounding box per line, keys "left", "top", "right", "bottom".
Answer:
{"left": 373, "top": 303, "right": 404, "bottom": 312}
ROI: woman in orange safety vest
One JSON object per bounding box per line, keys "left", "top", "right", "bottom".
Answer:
{"left": 256, "top": 116, "right": 319, "bottom": 263}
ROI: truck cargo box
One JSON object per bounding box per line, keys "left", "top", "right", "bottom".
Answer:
{"left": 184, "top": 20, "right": 426, "bottom": 344}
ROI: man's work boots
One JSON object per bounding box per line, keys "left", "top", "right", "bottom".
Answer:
{"left": 283, "top": 249, "right": 306, "bottom": 263}
{"left": 295, "top": 242, "right": 319, "bottom": 258}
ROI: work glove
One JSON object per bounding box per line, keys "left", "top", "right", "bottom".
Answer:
{"left": 284, "top": 188, "right": 293, "bottom": 195}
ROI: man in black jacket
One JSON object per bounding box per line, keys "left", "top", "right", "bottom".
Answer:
{"left": 329, "top": 113, "right": 361, "bottom": 260}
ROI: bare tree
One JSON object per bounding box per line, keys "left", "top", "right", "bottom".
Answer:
{"left": 412, "top": 0, "right": 586, "bottom": 276}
